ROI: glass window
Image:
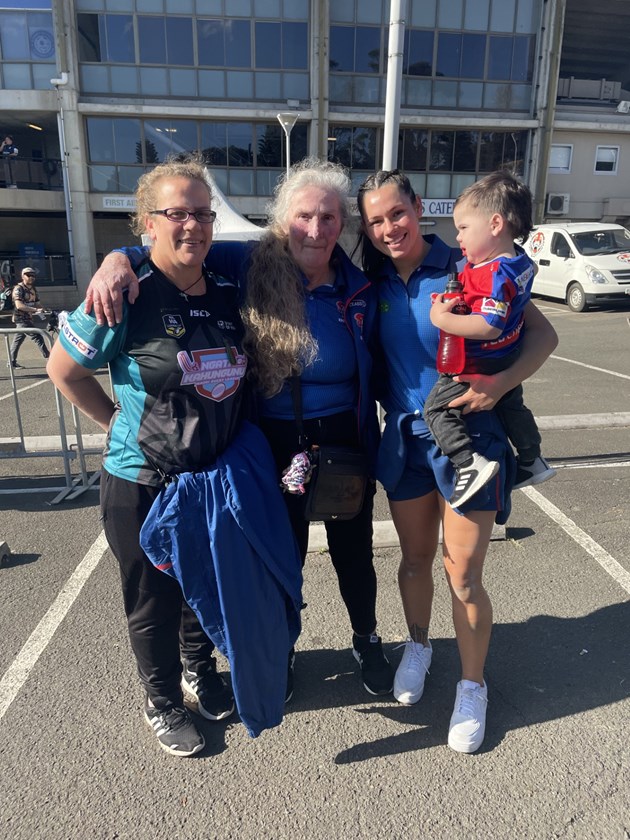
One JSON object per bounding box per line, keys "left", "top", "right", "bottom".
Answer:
{"left": 1, "top": 12, "right": 29, "bottom": 59}
{"left": 137, "top": 0, "right": 163, "bottom": 10}
{"left": 3, "top": 64, "right": 32, "bottom": 88}
{"left": 78, "top": 13, "right": 101, "bottom": 61}
{"left": 490, "top": 0, "right": 515, "bottom": 32}
{"left": 167, "top": 17, "right": 193, "bottom": 66}
{"left": 117, "top": 165, "right": 146, "bottom": 193}
{"left": 170, "top": 68, "right": 197, "bottom": 95}
{"left": 28, "top": 13, "right": 55, "bottom": 61}
{"left": 595, "top": 146, "right": 619, "bottom": 174}
{"left": 405, "top": 29, "right": 433, "bottom": 76}
{"left": 549, "top": 144, "right": 572, "bottom": 173}
{"left": 433, "top": 80, "right": 457, "bottom": 107}
{"left": 458, "top": 81, "right": 483, "bottom": 109}
{"left": 355, "top": 26, "right": 381, "bottom": 74}
{"left": 327, "top": 126, "right": 376, "bottom": 171}
{"left": 256, "top": 169, "right": 282, "bottom": 196}
{"left": 283, "top": 22, "right": 307, "bottom": 69}
{"left": 410, "top": 0, "right": 435, "bottom": 27}
{"left": 400, "top": 128, "right": 428, "bottom": 171}
{"left": 32, "top": 62, "right": 57, "bottom": 88}
{"left": 197, "top": 19, "right": 224, "bottom": 66}
{"left": 453, "top": 131, "right": 478, "bottom": 171}
{"left": 229, "top": 169, "right": 254, "bottom": 195}
{"left": 113, "top": 119, "right": 142, "bottom": 162}
{"left": 255, "top": 22, "right": 280, "bottom": 69}
{"left": 291, "top": 123, "right": 308, "bottom": 163}
{"left": 90, "top": 165, "right": 117, "bottom": 192}
{"left": 437, "top": 0, "right": 463, "bottom": 28}
{"left": 330, "top": 0, "right": 354, "bottom": 23}
{"left": 405, "top": 77, "right": 431, "bottom": 106}
{"left": 282, "top": 0, "right": 308, "bottom": 20}
{"left": 328, "top": 127, "right": 352, "bottom": 168}
{"left": 254, "top": 0, "right": 280, "bottom": 15}
{"left": 511, "top": 36, "right": 533, "bottom": 82}
{"left": 225, "top": 19, "right": 251, "bottom": 67}
{"left": 80, "top": 64, "right": 109, "bottom": 91}
{"left": 329, "top": 74, "right": 353, "bottom": 102}
{"left": 107, "top": 0, "right": 134, "bottom": 10}
{"left": 110, "top": 64, "right": 139, "bottom": 93}
{"left": 451, "top": 173, "right": 476, "bottom": 195}
{"left": 330, "top": 26, "right": 354, "bottom": 72}
{"left": 198, "top": 68, "right": 225, "bottom": 98}
{"left": 138, "top": 16, "right": 166, "bottom": 64}
{"left": 479, "top": 132, "right": 505, "bottom": 171}
{"left": 166, "top": 0, "right": 192, "bottom": 11}
{"left": 256, "top": 124, "right": 282, "bottom": 168}
{"left": 226, "top": 70, "right": 253, "bottom": 98}
{"left": 436, "top": 33, "right": 460, "bottom": 78}
{"left": 426, "top": 173, "right": 451, "bottom": 198}
{"left": 464, "top": 0, "right": 489, "bottom": 31}
{"left": 105, "top": 14, "right": 134, "bottom": 62}
{"left": 488, "top": 36, "right": 512, "bottom": 80}
{"left": 357, "top": 0, "right": 382, "bottom": 25}
{"left": 255, "top": 71, "right": 281, "bottom": 99}
{"left": 283, "top": 71, "right": 308, "bottom": 100}
{"left": 228, "top": 0, "right": 252, "bottom": 16}
{"left": 460, "top": 34, "right": 485, "bottom": 79}
{"left": 201, "top": 122, "right": 227, "bottom": 165}
{"left": 139, "top": 66, "right": 168, "bottom": 94}
{"left": 430, "top": 132, "right": 454, "bottom": 171}
{"left": 145, "top": 119, "right": 197, "bottom": 159}
{"left": 354, "top": 75, "right": 381, "bottom": 104}
{"left": 227, "top": 123, "right": 253, "bottom": 167}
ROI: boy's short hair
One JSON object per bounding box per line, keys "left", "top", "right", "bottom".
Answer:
{"left": 455, "top": 170, "right": 533, "bottom": 243}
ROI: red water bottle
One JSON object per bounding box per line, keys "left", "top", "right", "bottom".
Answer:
{"left": 436, "top": 274, "right": 471, "bottom": 375}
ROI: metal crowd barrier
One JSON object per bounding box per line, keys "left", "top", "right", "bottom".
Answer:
{"left": 0, "top": 325, "right": 105, "bottom": 504}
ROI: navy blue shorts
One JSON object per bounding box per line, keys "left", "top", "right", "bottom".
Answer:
{"left": 387, "top": 417, "right": 515, "bottom": 519}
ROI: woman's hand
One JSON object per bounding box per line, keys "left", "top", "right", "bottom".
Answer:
{"left": 448, "top": 372, "right": 508, "bottom": 413}
{"left": 84, "top": 252, "right": 139, "bottom": 327}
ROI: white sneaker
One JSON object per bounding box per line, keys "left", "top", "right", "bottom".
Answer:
{"left": 514, "top": 456, "right": 556, "bottom": 489}
{"left": 393, "top": 637, "right": 432, "bottom": 705}
{"left": 449, "top": 453, "right": 499, "bottom": 508}
{"left": 448, "top": 679, "right": 488, "bottom": 753}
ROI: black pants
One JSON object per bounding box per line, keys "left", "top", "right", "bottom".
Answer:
{"left": 260, "top": 410, "right": 377, "bottom": 637}
{"left": 10, "top": 327, "right": 49, "bottom": 362}
{"left": 424, "top": 354, "right": 542, "bottom": 467}
{"left": 100, "top": 470, "right": 216, "bottom": 706}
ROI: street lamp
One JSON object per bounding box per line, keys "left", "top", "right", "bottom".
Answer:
{"left": 277, "top": 112, "right": 299, "bottom": 177}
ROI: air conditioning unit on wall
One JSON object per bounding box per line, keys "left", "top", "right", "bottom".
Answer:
{"left": 546, "top": 193, "right": 570, "bottom": 215}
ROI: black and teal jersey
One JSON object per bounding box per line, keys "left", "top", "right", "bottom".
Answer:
{"left": 59, "top": 263, "right": 248, "bottom": 485}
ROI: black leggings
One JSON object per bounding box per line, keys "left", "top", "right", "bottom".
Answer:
{"left": 100, "top": 471, "right": 216, "bottom": 706}
{"left": 260, "top": 410, "right": 378, "bottom": 637}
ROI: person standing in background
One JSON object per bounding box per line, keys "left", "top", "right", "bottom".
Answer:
{"left": 9, "top": 267, "right": 50, "bottom": 369}
{"left": 1, "top": 135, "right": 18, "bottom": 188}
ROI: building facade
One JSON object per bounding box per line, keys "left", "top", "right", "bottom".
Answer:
{"left": 1, "top": 0, "right": 629, "bottom": 300}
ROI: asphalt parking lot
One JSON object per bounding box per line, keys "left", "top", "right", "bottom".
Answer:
{"left": 0, "top": 298, "right": 629, "bottom": 840}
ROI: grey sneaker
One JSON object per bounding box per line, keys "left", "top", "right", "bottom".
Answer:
{"left": 450, "top": 453, "right": 499, "bottom": 508}
{"left": 144, "top": 697, "right": 205, "bottom": 757}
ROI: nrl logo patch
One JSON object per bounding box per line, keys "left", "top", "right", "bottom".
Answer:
{"left": 163, "top": 313, "right": 185, "bottom": 338}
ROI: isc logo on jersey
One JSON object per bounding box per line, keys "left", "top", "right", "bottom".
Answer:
{"left": 480, "top": 298, "right": 508, "bottom": 319}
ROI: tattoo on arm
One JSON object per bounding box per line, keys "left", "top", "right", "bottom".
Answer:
{"left": 408, "top": 624, "right": 429, "bottom": 645}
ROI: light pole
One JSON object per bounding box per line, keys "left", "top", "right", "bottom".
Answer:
{"left": 50, "top": 71, "right": 76, "bottom": 285}
{"left": 277, "top": 112, "right": 299, "bottom": 176}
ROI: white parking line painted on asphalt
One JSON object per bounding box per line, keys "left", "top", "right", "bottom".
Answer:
{"left": 0, "top": 530, "right": 109, "bottom": 722}
{"left": 521, "top": 486, "right": 630, "bottom": 595}
{"left": 0, "top": 378, "right": 49, "bottom": 401}
{"left": 550, "top": 354, "right": 630, "bottom": 381}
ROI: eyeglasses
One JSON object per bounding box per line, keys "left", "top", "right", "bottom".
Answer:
{"left": 149, "top": 208, "right": 217, "bottom": 224}
{"left": 24, "top": 273, "right": 36, "bottom": 277}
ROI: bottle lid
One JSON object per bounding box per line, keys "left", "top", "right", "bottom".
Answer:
{"left": 445, "top": 273, "right": 463, "bottom": 293}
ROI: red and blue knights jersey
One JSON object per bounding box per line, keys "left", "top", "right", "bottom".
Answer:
{"left": 59, "top": 262, "right": 248, "bottom": 485}
{"left": 461, "top": 248, "right": 535, "bottom": 362}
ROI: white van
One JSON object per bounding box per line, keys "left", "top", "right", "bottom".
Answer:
{"left": 523, "top": 222, "right": 630, "bottom": 312}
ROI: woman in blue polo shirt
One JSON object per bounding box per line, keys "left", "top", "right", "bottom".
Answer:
{"left": 356, "top": 169, "right": 557, "bottom": 753}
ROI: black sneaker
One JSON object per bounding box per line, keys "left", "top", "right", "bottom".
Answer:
{"left": 514, "top": 456, "right": 556, "bottom": 489}
{"left": 182, "top": 663, "right": 234, "bottom": 721}
{"left": 286, "top": 648, "right": 295, "bottom": 704}
{"left": 144, "top": 697, "right": 205, "bottom": 757}
{"left": 449, "top": 453, "right": 499, "bottom": 508}
{"left": 352, "top": 633, "right": 394, "bottom": 695}
{"left": 7, "top": 361, "right": 23, "bottom": 369}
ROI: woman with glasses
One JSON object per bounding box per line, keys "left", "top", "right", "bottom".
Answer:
{"left": 85, "top": 157, "right": 393, "bottom": 703}
{"left": 47, "top": 157, "right": 302, "bottom": 757}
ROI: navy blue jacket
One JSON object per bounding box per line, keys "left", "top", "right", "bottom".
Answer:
{"left": 139, "top": 420, "right": 303, "bottom": 738}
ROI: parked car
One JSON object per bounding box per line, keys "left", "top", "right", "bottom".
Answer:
{"left": 524, "top": 222, "right": 630, "bottom": 312}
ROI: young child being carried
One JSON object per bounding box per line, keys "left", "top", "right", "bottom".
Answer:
{"left": 425, "top": 170, "right": 556, "bottom": 508}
